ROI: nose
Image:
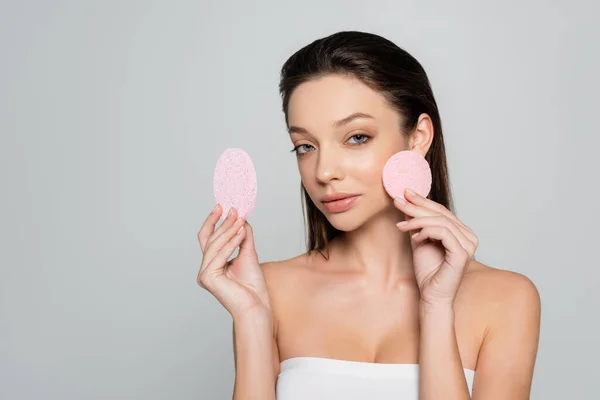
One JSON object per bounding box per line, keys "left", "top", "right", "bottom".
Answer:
{"left": 315, "top": 145, "right": 344, "bottom": 183}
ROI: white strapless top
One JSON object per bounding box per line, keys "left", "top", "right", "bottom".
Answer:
{"left": 276, "top": 357, "right": 475, "bottom": 400}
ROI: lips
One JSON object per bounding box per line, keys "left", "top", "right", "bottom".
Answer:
{"left": 321, "top": 195, "right": 361, "bottom": 213}
{"left": 320, "top": 192, "right": 359, "bottom": 202}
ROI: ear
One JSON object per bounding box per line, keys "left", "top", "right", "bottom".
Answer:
{"left": 407, "top": 113, "right": 434, "bottom": 157}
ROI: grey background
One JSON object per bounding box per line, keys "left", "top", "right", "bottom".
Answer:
{"left": 1, "top": 0, "right": 598, "bottom": 399}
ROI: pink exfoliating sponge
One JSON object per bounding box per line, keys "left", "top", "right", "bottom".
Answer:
{"left": 213, "top": 148, "right": 257, "bottom": 220}
{"left": 382, "top": 150, "right": 432, "bottom": 201}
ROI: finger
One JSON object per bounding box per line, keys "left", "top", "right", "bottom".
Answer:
{"left": 238, "top": 221, "right": 257, "bottom": 260}
{"left": 397, "top": 216, "right": 476, "bottom": 256}
{"left": 208, "top": 208, "right": 241, "bottom": 247}
{"left": 411, "top": 226, "right": 470, "bottom": 287}
{"left": 400, "top": 189, "right": 460, "bottom": 224}
{"left": 411, "top": 226, "right": 470, "bottom": 266}
{"left": 198, "top": 204, "right": 224, "bottom": 252}
{"left": 200, "top": 217, "right": 246, "bottom": 275}
{"left": 394, "top": 195, "right": 436, "bottom": 219}
{"left": 404, "top": 188, "right": 468, "bottom": 230}
{"left": 203, "top": 224, "right": 247, "bottom": 276}
{"left": 204, "top": 216, "right": 245, "bottom": 263}
{"left": 403, "top": 189, "right": 478, "bottom": 246}
{"left": 198, "top": 227, "right": 246, "bottom": 290}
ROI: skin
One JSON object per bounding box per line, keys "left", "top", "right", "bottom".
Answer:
{"left": 258, "top": 74, "right": 541, "bottom": 398}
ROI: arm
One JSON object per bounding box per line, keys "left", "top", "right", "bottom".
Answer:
{"left": 418, "top": 303, "right": 472, "bottom": 400}
{"left": 470, "top": 273, "right": 541, "bottom": 399}
{"left": 232, "top": 309, "right": 279, "bottom": 400}
{"left": 418, "top": 272, "right": 541, "bottom": 400}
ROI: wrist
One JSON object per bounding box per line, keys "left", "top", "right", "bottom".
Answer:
{"left": 419, "top": 301, "right": 455, "bottom": 318}
{"left": 233, "top": 307, "right": 273, "bottom": 328}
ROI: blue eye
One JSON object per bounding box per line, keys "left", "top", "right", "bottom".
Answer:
{"left": 348, "top": 134, "right": 370, "bottom": 144}
{"left": 290, "top": 144, "right": 314, "bottom": 155}
{"left": 290, "top": 134, "right": 371, "bottom": 156}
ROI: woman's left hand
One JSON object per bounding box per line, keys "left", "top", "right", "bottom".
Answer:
{"left": 394, "top": 188, "right": 479, "bottom": 309}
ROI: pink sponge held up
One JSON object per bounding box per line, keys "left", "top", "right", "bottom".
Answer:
{"left": 213, "top": 148, "right": 257, "bottom": 220}
{"left": 382, "top": 150, "right": 432, "bottom": 201}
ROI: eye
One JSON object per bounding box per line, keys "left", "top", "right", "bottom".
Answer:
{"left": 290, "top": 144, "right": 315, "bottom": 155}
{"left": 290, "top": 133, "right": 371, "bottom": 156}
{"left": 347, "top": 133, "right": 371, "bottom": 144}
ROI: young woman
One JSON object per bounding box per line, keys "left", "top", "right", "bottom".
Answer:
{"left": 197, "top": 31, "right": 541, "bottom": 400}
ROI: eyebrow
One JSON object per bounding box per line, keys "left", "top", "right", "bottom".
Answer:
{"left": 287, "top": 112, "right": 376, "bottom": 135}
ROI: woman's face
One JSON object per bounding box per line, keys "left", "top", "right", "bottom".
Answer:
{"left": 287, "top": 74, "right": 408, "bottom": 232}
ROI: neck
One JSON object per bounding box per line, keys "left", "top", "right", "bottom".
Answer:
{"left": 329, "top": 207, "right": 416, "bottom": 290}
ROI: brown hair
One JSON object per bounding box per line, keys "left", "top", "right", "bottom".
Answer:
{"left": 278, "top": 31, "right": 454, "bottom": 259}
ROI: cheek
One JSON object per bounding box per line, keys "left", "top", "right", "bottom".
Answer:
{"left": 347, "top": 151, "right": 384, "bottom": 183}
{"left": 297, "top": 161, "right": 317, "bottom": 194}
{"left": 297, "top": 160, "right": 311, "bottom": 181}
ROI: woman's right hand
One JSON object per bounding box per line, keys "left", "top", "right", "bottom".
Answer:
{"left": 197, "top": 204, "right": 272, "bottom": 320}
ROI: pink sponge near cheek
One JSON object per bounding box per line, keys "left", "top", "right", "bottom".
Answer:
{"left": 213, "top": 148, "right": 257, "bottom": 220}
{"left": 382, "top": 150, "right": 432, "bottom": 201}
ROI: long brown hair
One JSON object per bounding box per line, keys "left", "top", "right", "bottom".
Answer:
{"left": 278, "top": 31, "right": 454, "bottom": 259}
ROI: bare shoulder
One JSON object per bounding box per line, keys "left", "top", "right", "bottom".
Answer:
{"left": 459, "top": 259, "right": 541, "bottom": 337}
{"left": 259, "top": 254, "right": 310, "bottom": 327}
{"left": 461, "top": 259, "right": 541, "bottom": 308}
{"left": 260, "top": 253, "right": 308, "bottom": 293}
{"left": 459, "top": 263, "right": 541, "bottom": 395}
{"left": 456, "top": 260, "right": 541, "bottom": 375}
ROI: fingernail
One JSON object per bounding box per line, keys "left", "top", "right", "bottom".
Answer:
{"left": 395, "top": 196, "right": 406, "bottom": 205}
{"left": 412, "top": 232, "right": 419, "bottom": 239}
{"left": 397, "top": 221, "right": 408, "bottom": 227}
{"left": 227, "top": 208, "right": 234, "bottom": 217}
{"left": 236, "top": 225, "right": 245, "bottom": 235}
{"left": 406, "top": 188, "right": 416, "bottom": 196}
{"left": 212, "top": 204, "right": 219, "bottom": 212}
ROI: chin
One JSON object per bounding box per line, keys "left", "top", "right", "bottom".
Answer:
{"left": 323, "top": 209, "right": 367, "bottom": 232}
{"left": 324, "top": 199, "right": 392, "bottom": 232}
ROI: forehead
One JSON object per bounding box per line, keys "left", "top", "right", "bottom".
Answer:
{"left": 287, "top": 74, "right": 397, "bottom": 128}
